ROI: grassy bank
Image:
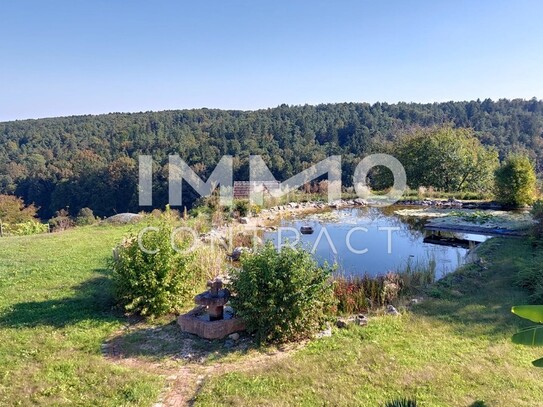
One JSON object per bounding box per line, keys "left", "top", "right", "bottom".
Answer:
{"left": 0, "top": 225, "right": 164, "bottom": 406}
{"left": 2, "top": 224, "right": 543, "bottom": 406}
{"left": 194, "top": 238, "right": 543, "bottom": 406}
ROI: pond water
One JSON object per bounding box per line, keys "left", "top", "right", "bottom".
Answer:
{"left": 264, "top": 206, "right": 490, "bottom": 278}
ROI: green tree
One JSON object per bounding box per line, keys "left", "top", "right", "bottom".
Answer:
{"left": 393, "top": 126, "right": 499, "bottom": 193}
{"left": 495, "top": 154, "right": 537, "bottom": 207}
{"left": 0, "top": 194, "right": 38, "bottom": 224}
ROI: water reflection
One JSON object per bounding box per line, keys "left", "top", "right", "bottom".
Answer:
{"left": 264, "top": 207, "right": 490, "bottom": 278}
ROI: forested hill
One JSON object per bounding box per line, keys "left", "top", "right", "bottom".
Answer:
{"left": 1, "top": 98, "right": 542, "bottom": 218}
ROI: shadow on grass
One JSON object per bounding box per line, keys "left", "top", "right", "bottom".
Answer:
{"left": 0, "top": 271, "right": 119, "bottom": 328}
{"left": 105, "top": 318, "right": 255, "bottom": 363}
{"left": 411, "top": 238, "right": 537, "bottom": 337}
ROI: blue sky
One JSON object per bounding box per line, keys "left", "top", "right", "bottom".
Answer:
{"left": 1, "top": 0, "right": 542, "bottom": 121}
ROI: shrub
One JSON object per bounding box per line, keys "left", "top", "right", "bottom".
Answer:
{"left": 48, "top": 209, "right": 74, "bottom": 232}
{"left": 334, "top": 276, "right": 371, "bottom": 314}
{"left": 75, "top": 207, "right": 97, "bottom": 226}
{"left": 250, "top": 204, "right": 262, "bottom": 215}
{"left": 1, "top": 220, "right": 49, "bottom": 236}
{"left": 229, "top": 243, "right": 335, "bottom": 344}
{"left": 233, "top": 200, "right": 250, "bottom": 217}
{"left": 111, "top": 211, "right": 201, "bottom": 317}
{"left": 495, "top": 154, "right": 537, "bottom": 207}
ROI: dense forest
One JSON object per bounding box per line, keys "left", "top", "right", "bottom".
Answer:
{"left": 1, "top": 98, "right": 542, "bottom": 218}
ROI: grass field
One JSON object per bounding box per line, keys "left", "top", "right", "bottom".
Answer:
{"left": 0, "top": 225, "right": 164, "bottom": 406}
{"left": 1, "top": 225, "right": 543, "bottom": 406}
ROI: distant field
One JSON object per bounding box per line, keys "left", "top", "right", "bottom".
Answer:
{"left": 1, "top": 226, "right": 543, "bottom": 406}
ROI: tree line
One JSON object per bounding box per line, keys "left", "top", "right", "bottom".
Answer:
{"left": 0, "top": 98, "right": 542, "bottom": 218}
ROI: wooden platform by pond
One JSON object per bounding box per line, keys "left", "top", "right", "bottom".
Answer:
{"left": 425, "top": 222, "right": 527, "bottom": 237}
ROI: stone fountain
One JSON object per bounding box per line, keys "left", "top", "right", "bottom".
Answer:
{"left": 177, "top": 278, "right": 245, "bottom": 340}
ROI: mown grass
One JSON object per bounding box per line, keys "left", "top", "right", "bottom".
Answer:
{"left": 0, "top": 225, "right": 164, "bottom": 406}
{"left": 194, "top": 238, "right": 543, "bottom": 406}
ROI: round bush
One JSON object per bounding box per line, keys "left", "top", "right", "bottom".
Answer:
{"left": 229, "top": 243, "right": 334, "bottom": 344}
{"left": 75, "top": 207, "right": 97, "bottom": 226}
{"left": 112, "top": 214, "right": 199, "bottom": 317}
{"left": 495, "top": 154, "right": 537, "bottom": 207}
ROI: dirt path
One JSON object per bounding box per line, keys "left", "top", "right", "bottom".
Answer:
{"left": 103, "top": 322, "right": 303, "bottom": 406}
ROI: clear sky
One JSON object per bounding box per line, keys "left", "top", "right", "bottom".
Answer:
{"left": 1, "top": 0, "right": 542, "bottom": 121}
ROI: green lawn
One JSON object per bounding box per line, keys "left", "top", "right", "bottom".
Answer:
{"left": 0, "top": 225, "right": 163, "bottom": 406}
{"left": 1, "top": 226, "right": 543, "bottom": 406}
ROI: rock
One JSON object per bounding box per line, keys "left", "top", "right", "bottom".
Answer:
{"left": 316, "top": 324, "right": 332, "bottom": 338}
{"left": 300, "top": 226, "right": 314, "bottom": 234}
{"left": 228, "top": 332, "right": 240, "bottom": 341}
{"left": 336, "top": 314, "right": 368, "bottom": 328}
{"left": 386, "top": 305, "right": 400, "bottom": 316}
{"left": 329, "top": 199, "right": 346, "bottom": 208}
{"left": 231, "top": 246, "right": 248, "bottom": 261}
{"left": 353, "top": 198, "right": 368, "bottom": 206}
{"left": 223, "top": 339, "right": 235, "bottom": 349}
{"left": 355, "top": 314, "right": 368, "bottom": 326}
{"left": 103, "top": 213, "right": 143, "bottom": 224}
{"left": 336, "top": 317, "right": 351, "bottom": 329}
{"left": 239, "top": 217, "right": 249, "bottom": 224}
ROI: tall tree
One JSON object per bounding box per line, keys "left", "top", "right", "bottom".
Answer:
{"left": 393, "top": 126, "right": 499, "bottom": 192}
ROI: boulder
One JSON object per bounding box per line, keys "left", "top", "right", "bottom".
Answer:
{"left": 386, "top": 305, "right": 400, "bottom": 316}
{"left": 336, "top": 314, "right": 368, "bottom": 328}
{"left": 231, "top": 247, "right": 249, "bottom": 261}
{"left": 103, "top": 213, "right": 143, "bottom": 224}
{"left": 409, "top": 298, "right": 423, "bottom": 306}
{"left": 316, "top": 324, "right": 332, "bottom": 338}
